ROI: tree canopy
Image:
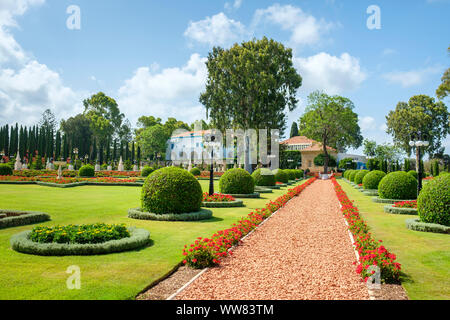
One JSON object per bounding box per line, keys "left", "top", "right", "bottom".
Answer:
{"left": 436, "top": 46, "right": 450, "bottom": 100}
{"left": 290, "top": 122, "right": 299, "bottom": 138}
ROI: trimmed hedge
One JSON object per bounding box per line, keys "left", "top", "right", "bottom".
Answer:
{"left": 273, "top": 169, "right": 289, "bottom": 183}
{"left": 78, "top": 165, "right": 95, "bottom": 177}
{"left": 372, "top": 197, "right": 414, "bottom": 204}
{"left": 408, "top": 170, "right": 418, "bottom": 179}
{"left": 141, "top": 166, "right": 154, "bottom": 177}
{"left": 349, "top": 170, "right": 358, "bottom": 182}
{"left": 362, "top": 170, "right": 386, "bottom": 190}
{"left": 189, "top": 167, "right": 201, "bottom": 176}
{"left": 251, "top": 168, "right": 276, "bottom": 186}
{"left": 128, "top": 208, "right": 212, "bottom": 221}
{"left": 0, "top": 163, "right": 13, "bottom": 176}
{"left": 362, "top": 189, "right": 378, "bottom": 196}
{"left": 254, "top": 186, "right": 273, "bottom": 193}
{"left": 0, "top": 210, "right": 50, "bottom": 229}
{"left": 201, "top": 200, "right": 244, "bottom": 208}
{"left": 141, "top": 167, "right": 203, "bottom": 214}
{"left": 354, "top": 170, "right": 369, "bottom": 185}
{"left": 378, "top": 171, "right": 417, "bottom": 200}
{"left": 344, "top": 169, "right": 355, "bottom": 180}
{"left": 417, "top": 174, "right": 449, "bottom": 227}
{"left": 285, "top": 169, "right": 297, "bottom": 181}
{"left": 219, "top": 168, "right": 255, "bottom": 195}
{"left": 384, "top": 205, "right": 418, "bottom": 215}
{"left": 11, "top": 227, "right": 150, "bottom": 256}
{"left": 294, "top": 169, "right": 304, "bottom": 179}
{"left": 405, "top": 219, "right": 450, "bottom": 234}
{"left": 224, "top": 192, "right": 260, "bottom": 198}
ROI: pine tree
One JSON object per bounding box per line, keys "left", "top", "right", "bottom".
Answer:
{"left": 290, "top": 122, "right": 299, "bottom": 138}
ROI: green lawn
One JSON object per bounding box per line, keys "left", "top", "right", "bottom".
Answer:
{"left": 337, "top": 180, "right": 450, "bottom": 300}
{"left": 0, "top": 181, "right": 301, "bottom": 300}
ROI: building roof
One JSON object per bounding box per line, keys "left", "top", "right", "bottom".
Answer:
{"left": 302, "top": 143, "right": 337, "bottom": 153}
{"left": 280, "top": 136, "right": 316, "bottom": 145}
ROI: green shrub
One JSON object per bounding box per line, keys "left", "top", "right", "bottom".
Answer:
{"left": 251, "top": 168, "right": 276, "bottom": 186}
{"left": 273, "top": 169, "right": 289, "bottom": 183}
{"left": 190, "top": 167, "right": 201, "bottom": 176}
{"left": 294, "top": 169, "right": 304, "bottom": 179}
{"left": 141, "top": 166, "right": 154, "bottom": 177}
{"left": 349, "top": 170, "right": 358, "bottom": 182}
{"left": 313, "top": 153, "right": 337, "bottom": 167}
{"left": 339, "top": 158, "right": 357, "bottom": 170}
{"left": 354, "top": 170, "right": 369, "bottom": 185}
{"left": 0, "top": 163, "right": 13, "bottom": 176}
{"left": 285, "top": 169, "right": 297, "bottom": 181}
{"left": 0, "top": 210, "right": 50, "bottom": 229}
{"left": 417, "top": 174, "right": 449, "bottom": 227}
{"left": 78, "top": 164, "right": 95, "bottom": 177}
{"left": 141, "top": 167, "right": 203, "bottom": 214}
{"left": 378, "top": 171, "right": 417, "bottom": 200}
{"left": 408, "top": 170, "right": 418, "bottom": 179}
{"left": 362, "top": 170, "right": 386, "bottom": 190}
{"left": 219, "top": 168, "right": 255, "bottom": 194}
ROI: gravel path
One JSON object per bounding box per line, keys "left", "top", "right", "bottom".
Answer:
{"left": 176, "top": 180, "right": 369, "bottom": 300}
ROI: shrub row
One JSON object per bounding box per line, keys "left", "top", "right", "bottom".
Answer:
{"left": 0, "top": 210, "right": 50, "bottom": 229}
{"left": 128, "top": 208, "right": 212, "bottom": 221}
{"left": 417, "top": 174, "right": 449, "bottom": 227}
{"left": 405, "top": 219, "right": 450, "bottom": 234}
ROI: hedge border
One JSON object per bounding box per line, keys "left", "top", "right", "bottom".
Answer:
{"left": 201, "top": 200, "right": 244, "bottom": 208}
{"left": 383, "top": 205, "right": 418, "bottom": 215}
{"left": 224, "top": 193, "right": 260, "bottom": 198}
{"left": 362, "top": 189, "right": 378, "bottom": 196}
{"left": 254, "top": 187, "right": 273, "bottom": 193}
{"left": 0, "top": 181, "right": 143, "bottom": 188}
{"left": 372, "top": 197, "right": 415, "bottom": 204}
{"left": 0, "top": 210, "right": 50, "bottom": 229}
{"left": 263, "top": 185, "right": 281, "bottom": 190}
{"left": 128, "top": 208, "right": 213, "bottom": 221}
{"left": 405, "top": 219, "right": 450, "bottom": 234}
{"left": 10, "top": 228, "right": 151, "bottom": 256}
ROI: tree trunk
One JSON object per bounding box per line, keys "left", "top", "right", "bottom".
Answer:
{"left": 323, "top": 139, "right": 329, "bottom": 175}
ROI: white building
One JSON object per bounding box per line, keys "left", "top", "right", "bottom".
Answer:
{"left": 337, "top": 153, "right": 367, "bottom": 169}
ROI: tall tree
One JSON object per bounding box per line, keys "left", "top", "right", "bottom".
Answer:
{"left": 363, "top": 139, "right": 377, "bottom": 158}
{"left": 39, "top": 109, "right": 57, "bottom": 133}
{"left": 200, "top": 37, "right": 302, "bottom": 172}
{"left": 386, "top": 94, "right": 449, "bottom": 156}
{"left": 436, "top": 46, "right": 450, "bottom": 100}
{"left": 136, "top": 124, "right": 168, "bottom": 160}
{"left": 298, "top": 91, "right": 363, "bottom": 174}
{"left": 60, "top": 114, "right": 93, "bottom": 158}
{"left": 289, "top": 122, "right": 299, "bottom": 138}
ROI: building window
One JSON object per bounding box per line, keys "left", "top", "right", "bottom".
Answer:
{"left": 308, "top": 160, "right": 312, "bottom": 167}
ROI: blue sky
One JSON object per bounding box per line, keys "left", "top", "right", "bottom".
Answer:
{"left": 0, "top": 0, "right": 449, "bottom": 154}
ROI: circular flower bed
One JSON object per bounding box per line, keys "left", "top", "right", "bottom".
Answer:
{"left": 201, "top": 193, "right": 244, "bottom": 208}
{"left": 417, "top": 174, "right": 449, "bottom": 227}
{"left": 378, "top": 171, "right": 417, "bottom": 200}
{"left": 362, "top": 170, "right": 386, "bottom": 190}
{"left": 11, "top": 223, "right": 150, "bottom": 256}
{"left": 384, "top": 200, "right": 418, "bottom": 215}
{"left": 251, "top": 168, "right": 275, "bottom": 186}
{"left": 0, "top": 209, "right": 50, "bottom": 229}
{"left": 141, "top": 167, "right": 203, "bottom": 214}
{"left": 219, "top": 168, "right": 255, "bottom": 195}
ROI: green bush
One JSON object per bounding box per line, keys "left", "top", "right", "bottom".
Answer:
{"left": 0, "top": 163, "right": 13, "bottom": 176}
{"left": 190, "top": 167, "right": 201, "bottom": 176}
{"left": 273, "top": 169, "right": 289, "bottom": 183}
{"left": 349, "top": 170, "right": 358, "bottom": 182}
{"left": 417, "top": 174, "right": 449, "bottom": 227}
{"left": 378, "top": 171, "right": 417, "bottom": 200}
{"left": 339, "top": 158, "right": 357, "bottom": 170}
{"left": 294, "top": 169, "right": 304, "bottom": 179}
{"left": 141, "top": 167, "right": 203, "bottom": 214}
{"left": 408, "top": 170, "right": 418, "bottom": 179}
{"left": 362, "top": 170, "right": 386, "bottom": 190}
{"left": 219, "top": 168, "right": 255, "bottom": 194}
{"left": 313, "top": 153, "right": 337, "bottom": 167}
{"left": 354, "top": 170, "right": 369, "bottom": 185}
{"left": 78, "top": 164, "right": 95, "bottom": 177}
{"left": 251, "top": 168, "right": 276, "bottom": 186}
{"left": 141, "top": 166, "right": 154, "bottom": 177}
{"left": 285, "top": 169, "right": 297, "bottom": 181}
{"left": 0, "top": 210, "right": 50, "bottom": 229}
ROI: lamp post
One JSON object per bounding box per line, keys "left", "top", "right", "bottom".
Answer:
{"left": 204, "top": 135, "right": 220, "bottom": 196}
{"left": 73, "top": 148, "right": 79, "bottom": 170}
{"left": 409, "top": 132, "right": 429, "bottom": 196}
{"left": 84, "top": 154, "right": 89, "bottom": 165}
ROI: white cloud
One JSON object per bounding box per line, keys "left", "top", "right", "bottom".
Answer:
{"left": 225, "top": 0, "right": 243, "bottom": 10}
{"left": 382, "top": 48, "right": 397, "bottom": 56}
{"left": 184, "top": 12, "right": 247, "bottom": 47}
{"left": 118, "top": 54, "right": 208, "bottom": 126}
{"left": 294, "top": 52, "right": 367, "bottom": 94}
{"left": 0, "top": 0, "right": 83, "bottom": 126}
{"left": 382, "top": 66, "right": 442, "bottom": 88}
{"left": 252, "top": 4, "right": 334, "bottom": 47}
{"left": 359, "top": 116, "right": 377, "bottom": 131}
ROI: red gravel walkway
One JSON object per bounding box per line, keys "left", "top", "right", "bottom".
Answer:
{"left": 176, "top": 180, "right": 369, "bottom": 300}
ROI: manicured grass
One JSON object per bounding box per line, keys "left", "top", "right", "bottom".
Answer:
{"left": 0, "top": 180, "right": 302, "bottom": 300}
{"left": 338, "top": 180, "right": 449, "bottom": 300}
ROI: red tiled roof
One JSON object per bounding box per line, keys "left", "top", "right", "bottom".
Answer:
{"left": 280, "top": 136, "right": 316, "bottom": 145}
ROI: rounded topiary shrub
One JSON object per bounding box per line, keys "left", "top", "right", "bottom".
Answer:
{"left": 349, "top": 170, "right": 358, "bottom": 182}
{"left": 362, "top": 170, "right": 386, "bottom": 190}
{"left": 78, "top": 164, "right": 95, "bottom": 177}
{"left": 294, "top": 169, "right": 304, "bottom": 179}
{"left": 251, "top": 168, "right": 276, "bottom": 186}
{"left": 285, "top": 169, "right": 297, "bottom": 181}
{"left": 219, "top": 168, "right": 255, "bottom": 194}
{"left": 408, "top": 170, "right": 418, "bottom": 179}
{"left": 354, "top": 170, "right": 369, "bottom": 185}
{"left": 141, "top": 166, "right": 154, "bottom": 177}
{"left": 378, "top": 171, "right": 418, "bottom": 200}
{"left": 190, "top": 167, "right": 201, "bottom": 176}
{"left": 141, "top": 167, "right": 203, "bottom": 214}
{"left": 273, "top": 169, "right": 289, "bottom": 183}
{"left": 345, "top": 169, "right": 355, "bottom": 180}
{"left": 417, "top": 174, "right": 449, "bottom": 226}
{"left": 0, "top": 164, "right": 13, "bottom": 176}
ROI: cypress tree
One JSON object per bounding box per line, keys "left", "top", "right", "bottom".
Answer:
{"left": 55, "top": 131, "right": 61, "bottom": 160}
{"left": 131, "top": 142, "right": 135, "bottom": 163}
{"left": 290, "top": 122, "right": 299, "bottom": 138}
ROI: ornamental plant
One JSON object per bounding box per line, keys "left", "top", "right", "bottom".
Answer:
{"left": 354, "top": 170, "right": 369, "bottom": 185}
{"left": 0, "top": 164, "right": 13, "bottom": 176}
{"left": 78, "top": 164, "right": 95, "bottom": 177}
{"left": 407, "top": 170, "right": 418, "bottom": 179}
{"left": 190, "top": 167, "right": 201, "bottom": 176}
{"left": 29, "top": 223, "right": 130, "bottom": 244}
{"left": 251, "top": 168, "right": 276, "bottom": 186}
{"left": 219, "top": 168, "right": 255, "bottom": 194}
{"left": 378, "top": 171, "right": 417, "bottom": 200}
{"left": 362, "top": 170, "right": 386, "bottom": 190}
{"left": 285, "top": 169, "right": 297, "bottom": 181}
{"left": 393, "top": 200, "right": 417, "bottom": 209}
{"left": 417, "top": 174, "right": 450, "bottom": 226}
{"left": 183, "top": 178, "right": 317, "bottom": 268}
{"left": 349, "top": 170, "right": 358, "bottom": 182}
{"left": 203, "top": 193, "right": 235, "bottom": 202}
{"left": 141, "top": 166, "right": 154, "bottom": 177}
{"left": 141, "top": 167, "right": 203, "bottom": 214}
{"left": 294, "top": 169, "right": 304, "bottom": 179}
{"left": 273, "top": 169, "right": 289, "bottom": 183}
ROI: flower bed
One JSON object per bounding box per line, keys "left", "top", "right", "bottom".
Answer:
{"left": 331, "top": 178, "right": 401, "bottom": 283}
{"left": 203, "top": 193, "right": 235, "bottom": 202}
{"left": 182, "top": 178, "right": 317, "bottom": 269}
{"left": 128, "top": 208, "right": 213, "bottom": 221}
{"left": 0, "top": 175, "right": 143, "bottom": 187}
{"left": 0, "top": 210, "right": 50, "bottom": 229}
{"left": 393, "top": 200, "right": 417, "bottom": 209}
{"left": 201, "top": 193, "right": 244, "bottom": 208}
